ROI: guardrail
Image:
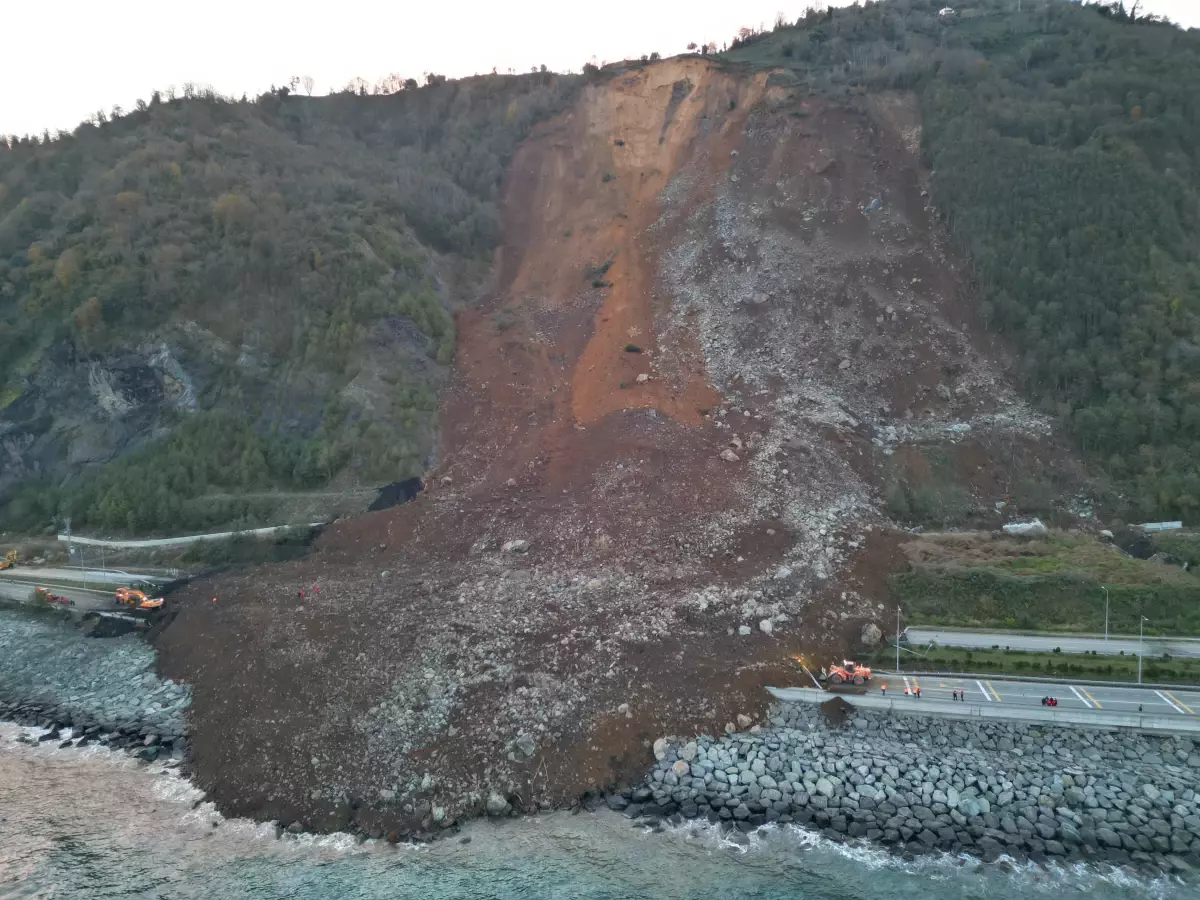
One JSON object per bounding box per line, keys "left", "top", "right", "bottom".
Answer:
{"left": 767, "top": 686, "right": 1200, "bottom": 737}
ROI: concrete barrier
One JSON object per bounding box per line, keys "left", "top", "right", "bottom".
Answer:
{"left": 57, "top": 523, "right": 324, "bottom": 549}
{"left": 767, "top": 686, "right": 1200, "bottom": 737}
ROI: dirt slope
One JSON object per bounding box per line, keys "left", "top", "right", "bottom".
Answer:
{"left": 156, "top": 59, "right": 1072, "bottom": 838}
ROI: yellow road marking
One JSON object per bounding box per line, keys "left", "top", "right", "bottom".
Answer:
{"left": 1079, "top": 687, "right": 1102, "bottom": 709}
{"left": 1165, "top": 691, "right": 1195, "bottom": 715}
{"left": 985, "top": 680, "right": 1002, "bottom": 702}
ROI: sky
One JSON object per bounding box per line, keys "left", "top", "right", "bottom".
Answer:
{"left": 2, "top": 0, "right": 1197, "bottom": 138}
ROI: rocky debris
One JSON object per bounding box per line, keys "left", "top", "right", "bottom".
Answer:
{"left": 719, "top": 449, "right": 740, "bottom": 463}
{"left": 631, "top": 703, "right": 1200, "bottom": 877}
{"left": 0, "top": 608, "right": 190, "bottom": 752}
{"left": 501, "top": 539, "right": 531, "bottom": 553}
{"left": 860, "top": 623, "right": 883, "bottom": 647}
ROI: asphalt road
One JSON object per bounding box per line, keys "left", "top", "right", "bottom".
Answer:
{"left": 905, "top": 627, "right": 1200, "bottom": 659}
{"left": 877, "top": 673, "right": 1200, "bottom": 717}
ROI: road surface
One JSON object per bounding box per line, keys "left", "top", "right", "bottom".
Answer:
{"left": 874, "top": 672, "right": 1200, "bottom": 717}
{"left": 905, "top": 627, "right": 1200, "bottom": 659}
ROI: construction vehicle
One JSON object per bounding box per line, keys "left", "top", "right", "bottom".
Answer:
{"left": 827, "top": 659, "right": 872, "bottom": 686}
{"left": 0, "top": 550, "right": 17, "bottom": 571}
{"left": 114, "top": 587, "right": 164, "bottom": 611}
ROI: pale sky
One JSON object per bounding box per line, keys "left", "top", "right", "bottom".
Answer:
{"left": 2, "top": 0, "right": 1197, "bottom": 138}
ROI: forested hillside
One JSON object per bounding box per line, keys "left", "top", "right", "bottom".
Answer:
{"left": 726, "top": 0, "right": 1200, "bottom": 521}
{"left": 0, "top": 72, "right": 579, "bottom": 533}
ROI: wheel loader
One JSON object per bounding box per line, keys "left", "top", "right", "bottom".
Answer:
{"left": 0, "top": 550, "right": 17, "bottom": 571}
{"left": 827, "top": 659, "right": 872, "bottom": 686}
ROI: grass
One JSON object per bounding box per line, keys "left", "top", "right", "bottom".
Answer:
{"left": 869, "top": 644, "right": 1200, "bottom": 686}
{"left": 891, "top": 533, "right": 1200, "bottom": 635}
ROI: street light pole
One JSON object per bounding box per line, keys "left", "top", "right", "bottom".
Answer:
{"left": 895, "top": 606, "right": 901, "bottom": 673}
{"left": 1138, "top": 615, "right": 1148, "bottom": 685}
{"left": 1102, "top": 586, "right": 1109, "bottom": 641}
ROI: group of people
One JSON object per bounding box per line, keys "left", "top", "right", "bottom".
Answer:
{"left": 950, "top": 689, "right": 966, "bottom": 701}
{"left": 1041, "top": 696, "right": 1059, "bottom": 707}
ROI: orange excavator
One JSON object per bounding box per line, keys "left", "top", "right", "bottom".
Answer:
{"left": 0, "top": 550, "right": 17, "bottom": 571}
{"left": 828, "top": 660, "right": 872, "bottom": 685}
{"left": 115, "top": 587, "right": 164, "bottom": 611}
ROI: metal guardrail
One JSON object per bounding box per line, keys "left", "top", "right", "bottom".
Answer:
{"left": 766, "top": 686, "right": 1200, "bottom": 737}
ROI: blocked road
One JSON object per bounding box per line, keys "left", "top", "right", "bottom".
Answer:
{"left": 0, "top": 579, "right": 130, "bottom": 612}
{"left": 877, "top": 673, "right": 1200, "bottom": 717}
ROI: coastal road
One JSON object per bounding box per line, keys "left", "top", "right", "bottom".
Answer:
{"left": 904, "top": 627, "right": 1200, "bottom": 659}
{"left": 877, "top": 673, "right": 1200, "bottom": 717}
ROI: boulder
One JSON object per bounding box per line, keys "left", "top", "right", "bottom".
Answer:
{"left": 502, "top": 539, "right": 530, "bottom": 553}
{"left": 860, "top": 623, "right": 883, "bottom": 647}
{"left": 485, "top": 792, "right": 510, "bottom": 816}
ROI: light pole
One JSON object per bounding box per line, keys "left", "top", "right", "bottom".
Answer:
{"left": 1102, "top": 586, "right": 1109, "bottom": 641}
{"left": 895, "top": 606, "right": 901, "bottom": 673}
{"left": 1138, "top": 615, "right": 1148, "bottom": 684}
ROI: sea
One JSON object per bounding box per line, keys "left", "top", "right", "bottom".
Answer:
{"left": 0, "top": 723, "right": 1189, "bottom": 900}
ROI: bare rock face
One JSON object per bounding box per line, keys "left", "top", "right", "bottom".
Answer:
{"left": 861, "top": 622, "right": 883, "bottom": 647}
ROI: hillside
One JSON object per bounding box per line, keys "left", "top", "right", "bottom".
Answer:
{"left": 0, "top": 72, "right": 579, "bottom": 534}
{"left": 4, "top": 0, "right": 1200, "bottom": 841}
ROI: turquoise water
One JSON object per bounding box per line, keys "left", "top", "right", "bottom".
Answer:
{"left": 0, "top": 724, "right": 1187, "bottom": 900}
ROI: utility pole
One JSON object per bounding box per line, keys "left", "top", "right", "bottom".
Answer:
{"left": 1138, "top": 615, "right": 1148, "bottom": 684}
{"left": 1102, "top": 586, "right": 1109, "bottom": 641}
{"left": 895, "top": 606, "right": 901, "bottom": 673}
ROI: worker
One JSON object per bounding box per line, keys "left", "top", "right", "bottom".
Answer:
{"left": 915, "top": 686, "right": 921, "bottom": 698}
{"left": 298, "top": 588, "right": 305, "bottom": 600}
{"left": 905, "top": 688, "right": 910, "bottom": 696}
{"left": 880, "top": 685, "right": 886, "bottom": 696}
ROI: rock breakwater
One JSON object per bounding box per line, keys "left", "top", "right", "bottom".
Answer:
{"left": 628, "top": 702, "right": 1200, "bottom": 877}
{"left": 0, "top": 608, "right": 190, "bottom": 759}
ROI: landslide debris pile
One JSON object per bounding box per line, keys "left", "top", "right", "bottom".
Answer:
{"left": 157, "top": 55, "right": 1067, "bottom": 840}
{"left": 641, "top": 702, "right": 1200, "bottom": 876}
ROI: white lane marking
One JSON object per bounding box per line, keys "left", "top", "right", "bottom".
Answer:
{"left": 975, "top": 679, "right": 992, "bottom": 701}
{"left": 903, "top": 676, "right": 912, "bottom": 694}
{"left": 1156, "top": 690, "right": 1187, "bottom": 714}
{"left": 1069, "top": 686, "right": 1093, "bottom": 708}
